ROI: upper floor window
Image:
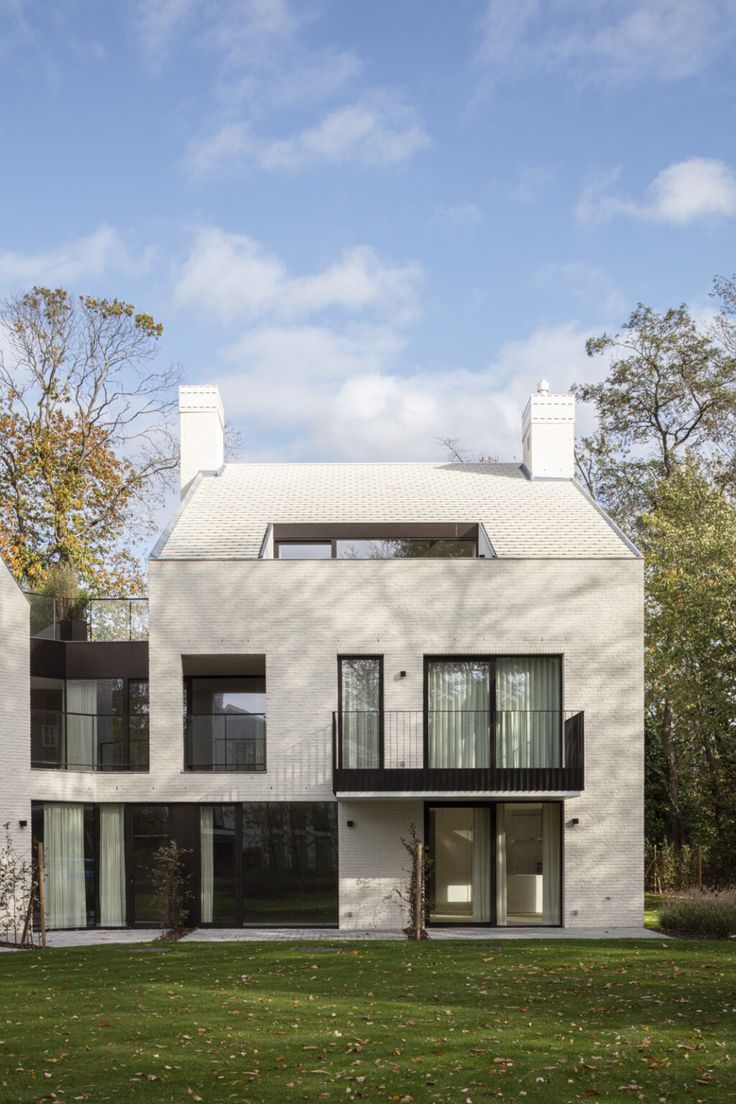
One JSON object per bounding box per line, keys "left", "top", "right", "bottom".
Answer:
{"left": 184, "top": 675, "right": 266, "bottom": 772}
{"left": 274, "top": 524, "right": 478, "bottom": 559}
{"left": 31, "top": 677, "right": 149, "bottom": 772}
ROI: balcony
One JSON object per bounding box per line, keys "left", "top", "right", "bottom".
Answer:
{"left": 31, "top": 709, "right": 149, "bottom": 771}
{"left": 332, "top": 709, "right": 584, "bottom": 794}
{"left": 28, "top": 595, "right": 149, "bottom": 642}
{"left": 185, "top": 714, "right": 267, "bottom": 772}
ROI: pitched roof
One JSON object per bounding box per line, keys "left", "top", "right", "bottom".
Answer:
{"left": 152, "top": 462, "right": 637, "bottom": 560}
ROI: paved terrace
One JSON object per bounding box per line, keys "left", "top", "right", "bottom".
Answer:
{"left": 0, "top": 926, "right": 668, "bottom": 949}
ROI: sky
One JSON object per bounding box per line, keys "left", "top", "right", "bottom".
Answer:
{"left": 1, "top": 0, "right": 735, "bottom": 467}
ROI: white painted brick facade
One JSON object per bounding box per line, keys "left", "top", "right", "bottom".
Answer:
{"left": 27, "top": 555, "right": 643, "bottom": 929}
{"left": 0, "top": 564, "right": 31, "bottom": 887}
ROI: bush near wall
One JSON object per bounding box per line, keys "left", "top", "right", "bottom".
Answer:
{"left": 659, "top": 887, "right": 736, "bottom": 938}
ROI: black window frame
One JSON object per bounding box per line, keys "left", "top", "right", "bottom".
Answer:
{"left": 423, "top": 654, "right": 564, "bottom": 771}
{"left": 337, "top": 655, "right": 384, "bottom": 769}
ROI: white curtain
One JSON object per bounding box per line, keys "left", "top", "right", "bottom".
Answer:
{"left": 496, "top": 658, "right": 561, "bottom": 768}
{"left": 201, "top": 806, "right": 214, "bottom": 923}
{"left": 341, "top": 660, "right": 380, "bottom": 768}
{"left": 542, "top": 804, "right": 561, "bottom": 924}
{"left": 496, "top": 804, "right": 507, "bottom": 925}
{"left": 66, "top": 680, "right": 97, "bottom": 770}
{"left": 44, "top": 804, "right": 86, "bottom": 929}
{"left": 428, "top": 662, "right": 490, "bottom": 768}
{"left": 472, "top": 807, "right": 491, "bottom": 921}
{"left": 99, "top": 804, "right": 126, "bottom": 926}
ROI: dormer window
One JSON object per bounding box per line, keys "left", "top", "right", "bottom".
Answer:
{"left": 274, "top": 524, "right": 479, "bottom": 559}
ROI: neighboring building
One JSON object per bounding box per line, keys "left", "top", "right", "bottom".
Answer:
{"left": 1, "top": 381, "right": 644, "bottom": 931}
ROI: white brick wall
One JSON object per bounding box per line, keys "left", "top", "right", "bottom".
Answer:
{"left": 0, "top": 563, "right": 32, "bottom": 914}
{"left": 26, "top": 555, "right": 644, "bottom": 930}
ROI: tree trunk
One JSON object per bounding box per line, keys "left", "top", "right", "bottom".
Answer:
{"left": 661, "top": 699, "right": 684, "bottom": 847}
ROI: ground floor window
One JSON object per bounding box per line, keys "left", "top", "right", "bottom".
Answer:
{"left": 201, "top": 802, "right": 339, "bottom": 927}
{"left": 32, "top": 800, "right": 338, "bottom": 929}
{"left": 428, "top": 801, "right": 561, "bottom": 926}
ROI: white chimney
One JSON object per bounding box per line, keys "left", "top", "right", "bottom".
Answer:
{"left": 522, "top": 380, "right": 575, "bottom": 479}
{"left": 179, "top": 384, "right": 225, "bottom": 498}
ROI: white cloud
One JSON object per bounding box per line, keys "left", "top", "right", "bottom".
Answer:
{"left": 135, "top": 0, "right": 196, "bottom": 59}
{"left": 578, "top": 158, "right": 736, "bottom": 225}
{"left": 184, "top": 122, "right": 253, "bottom": 180}
{"left": 186, "top": 94, "right": 429, "bottom": 177}
{"left": 213, "top": 320, "right": 599, "bottom": 461}
{"left": 478, "top": 0, "right": 736, "bottom": 85}
{"left": 172, "top": 229, "right": 422, "bottom": 324}
{"left": 134, "top": 0, "right": 300, "bottom": 65}
{"left": 0, "top": 225, "right": 154, "bottom": 293}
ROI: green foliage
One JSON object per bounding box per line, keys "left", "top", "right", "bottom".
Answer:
{"left": 575, "top": 286, "right": 736, "bottom": 882}
{"left": 150, "top": 841, "right": 192, "bottom": 934}
{"left": 659, "top": 887, "right": 736, "bottom": 938}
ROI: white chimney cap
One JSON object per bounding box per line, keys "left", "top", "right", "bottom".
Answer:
{"left": 537, "top": 379, "right": 550, "bottom": 395}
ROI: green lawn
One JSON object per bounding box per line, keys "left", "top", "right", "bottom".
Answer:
{"left": 1, "top": 939, "right": 734, "bottom": 1103}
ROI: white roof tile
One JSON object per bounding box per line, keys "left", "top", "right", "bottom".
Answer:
{"left": 152, "top": 462, "right": 637, "bottom": 560}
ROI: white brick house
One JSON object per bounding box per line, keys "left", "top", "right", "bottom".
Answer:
{"left": 2, "top": 382, "right": 644, "bottom": 931}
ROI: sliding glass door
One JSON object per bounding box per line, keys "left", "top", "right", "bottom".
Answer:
{"left": 428, "top": 806, "right": 491, "bottom": 922}
{"left": 427, "top": 802, "right": 562, "bottom": 926}
{"left": 427, "top": 656, "right": 562, "bottom": 770}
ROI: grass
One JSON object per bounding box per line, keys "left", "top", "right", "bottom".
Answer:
{"left": 1, "top": 939, "right": 735, "bottom": 1103}
{"left": 645, "top": 892, "right": 663, "bottom": 930}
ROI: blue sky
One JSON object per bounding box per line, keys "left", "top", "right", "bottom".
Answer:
{"left": 1, "top": 0, "right": 735, "bottom": 464}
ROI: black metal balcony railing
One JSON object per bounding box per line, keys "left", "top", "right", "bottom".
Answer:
{"left": 185, "top": 714, "right": 267, "bottom": 772}
{"left": 28, "top": 594, "right": 149, "bottom": 642}
{"left": 31, "top": 710, "right": 149, "bottom": 771}
{"left": 332, "top": 709, "right": 584, "bottom": 793}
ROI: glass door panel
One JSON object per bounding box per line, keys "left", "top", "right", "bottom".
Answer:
{"left": 130, "top": 805, "right": 169, "bottom": 924}
{"left": 427, "top": 661, "right": 491, "bottom": 767}
{"left": 428, "top": 806, "right": 491, "bottom": 923}
{"left": 496, "top": 803, "right": 561, "bottom": 925}
{"left": 339, "top": 658, "right": 381, "bottom": 768}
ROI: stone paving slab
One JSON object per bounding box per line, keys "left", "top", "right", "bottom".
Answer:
{"left": 17, "top": 926, "right": 665, "bottom": 949}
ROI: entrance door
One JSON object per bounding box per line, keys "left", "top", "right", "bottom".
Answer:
{"left": 428, "top": 806, "right": 492, "bottom": 923}
{"left": 128, "top": 805, "right": 169, "bottom": 925}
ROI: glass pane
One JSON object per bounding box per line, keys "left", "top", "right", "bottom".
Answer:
{"left": 496, "top": 658, "right": 561, "bottom": 768}
{"left": 242, "top": 803, "right": 338, "bottom": 925}
{"left": 201, "top": 805, "right": 238, "bottom": 925}
{"left": 131, "top": 806, "right": 169, "bottom": 924}
{"left": 497, "top": 803, "right": 561, "bottom": 926}
{"left": 336, "top": 539, "right": 475, "bottom": 559}
{"left": 429, "top": 806, "right": 491, "bottom": 922}
{"left": 277, "top": 543, "right": 332, "bottom": 559}
{"left": 129, "top": 681, "right": 149, "bottom": 715}
{"left": 190, "top": 677, "right": 266, "bottom": 714}
{"left": 427, "top": 662, "right": 490, "bottom": 768}
{"left": 340, "top": 658, "right": 380, "bottom": 768}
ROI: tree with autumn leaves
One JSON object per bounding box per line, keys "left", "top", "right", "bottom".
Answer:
{"left": 574, "top": 278, "right": 736, "bottom": 880}
{"left": 0, "top": 286, "right": 179, "bottom": 593}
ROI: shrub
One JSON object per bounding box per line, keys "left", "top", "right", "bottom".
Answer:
{"left": 659, "top": 886, "right": 736, "bottom": 938}
{"left": 150, "top": 841, "right": 192, "bottom": 935}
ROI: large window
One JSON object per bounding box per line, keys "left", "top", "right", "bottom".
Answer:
{"left": 31, "top": 678, "right": 149, "bottom": 771}
{"left": 242, "top": 803, "right": 338, "bottom": 926}
{"left": 338, "top": 657, "right": 382, "bottom": 768}
{"left": 185, "top": 676, "right": 266, "bottom": 772}
{"left": 274, "top": 524, "right": 478, "bottom": 560}
{"left": 426, "top": 657, "right": 561, "bottom": 770}
{"left": 199, "top": 803, "right": 339, "bottom": 927}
